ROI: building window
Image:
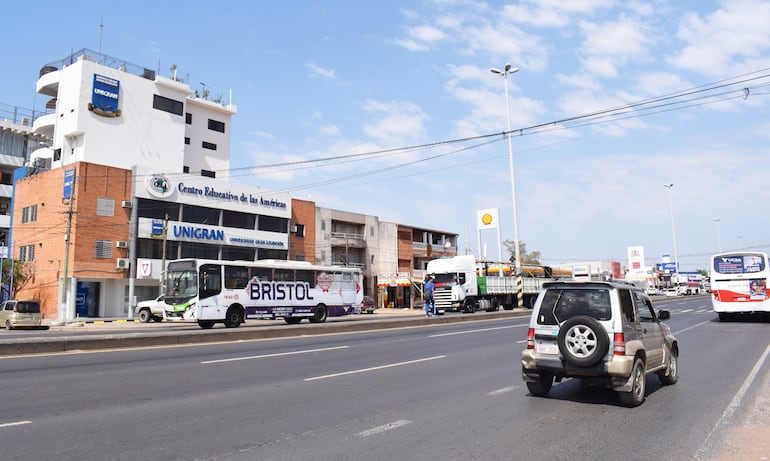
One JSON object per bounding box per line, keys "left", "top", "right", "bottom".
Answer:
{"left": 96, "top": 198, "right": 115, "bottom": 217}
{"left": 185, "top": 113, "right": 192, "bottom": 124}
{"left": 321, "top": 220, "right": 326, "bottom": 231}
{"left": 208, "top": 119, "right": 225, "bottom": 133}
{"left": 222, "top": 210, "right": 255, "bottom": 230}
{"left": 19, "top": 244, "right": 35, "bottom": 262}
{"left": 201, "top": 169, "right": 216, "bottom": 178}
{"left": 95, "top": 240, "right": 113, "bottom": 259}
{"left": 21, "top": 205, "right": 37, "bottom": 223}
{"left": 153, "top": 95, "right": 183, "bottom": 116}
{"left": 221, "top": 246, "right": 255, "bottom": 261}
{"left": 258, "top": 215, "right": 288, "bottom": 233}
{"left": 202, "top": 141, "right": 217, "bottom": 150}
{"left": 183, "top": 166, "right": 190, "bottom": 173}
{"left": 181, "top": 205, "right": 219, "bottom": 225}
{"left": 184, "top": 137, "right": 190, "bottom": 145}
{"left": 137, "top": 198, "right": 179, "bottom": 221}
{"left": 295, "top": 254, "right": 305, "bottom": 262}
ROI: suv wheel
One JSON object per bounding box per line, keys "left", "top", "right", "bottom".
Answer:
{"left": 526, "top": 372, "right": 553, "bottom": 397}
{"left": 658, "top": 347, "right": 679, "bottom": 386}
{"left": 619, "top": 357, "right": 646, "bottom": 407}
{"left": 138, "top": 308, "right": 152, "bottom": 323}
{"left": 557, "top": 315, "right": 609, "bottom": 367}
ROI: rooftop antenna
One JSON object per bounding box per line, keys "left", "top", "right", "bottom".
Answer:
{"left": 98, "top": 17, "right": 104, "bottom": 54}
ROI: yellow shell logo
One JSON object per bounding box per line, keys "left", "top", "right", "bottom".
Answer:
{"left": 481, "top": 213, "right": 494, "bottom": 226}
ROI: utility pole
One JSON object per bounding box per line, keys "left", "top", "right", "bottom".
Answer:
{"left": 159, "top": 213, "right": 169, "bottom": 297}
{"left": 60, "top": 167, "right": 76, "bottom": 323}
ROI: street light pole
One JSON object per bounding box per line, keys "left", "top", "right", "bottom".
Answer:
{"left": 490, "top": 63, "right": 522, "bottom": 307}
{"left": 664, "top": 184, "right": 679, "bottom": 291}
{"left": 713, "top": 218, "right": 722, "bottom": 253}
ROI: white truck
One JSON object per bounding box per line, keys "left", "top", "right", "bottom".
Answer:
{"left": 426, "top": 255, "right": 557, "bottom": 313}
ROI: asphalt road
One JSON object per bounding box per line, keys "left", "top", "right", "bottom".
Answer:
{"left": 0, "top": 295, "right": 767, "bottom": 460}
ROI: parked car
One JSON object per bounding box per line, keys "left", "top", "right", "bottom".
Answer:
{"left": 361, "top": 296, "right": 378, "bottom": 314}
{"left": 0, "top": 300, "right": 42, "bottom": 330}
{"left": 521, "top": 281, "right": 678, "bottom": 407}
{"left": 135, "top": 296, "right": 167, "bottom": 323}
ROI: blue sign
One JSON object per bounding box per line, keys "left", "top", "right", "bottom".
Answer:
{"left": 62, "top": 168, "right": 75, "bottom": 201}
{"left": 89, "top": 74, "right": 121, "bottom": 117}
{"left": 661, "top": 262, "right": 677, "bottom": 272}
{"left": 151, "top": 220, "right": 165, "bottom": 237}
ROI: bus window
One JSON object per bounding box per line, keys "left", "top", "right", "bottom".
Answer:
{"left": 224, "top": 265, "right": 250, "bottom": 289}
{"left": 251, "top": 267, "right": 272, "bottom": 282}
{"left": 274, "top": 269, "right": 294, "bottom": 282}
{"left": 296, "top": 269, "right": 315, "bottom": 287}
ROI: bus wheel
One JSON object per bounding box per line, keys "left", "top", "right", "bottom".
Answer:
{"left": 310, "top": 305, "right": 328, "bottom": 323}
{"left": 198, "top": 320, "right": 215, "bottom": 329}
{"left": 224, "top": 307, "right": 244, "bottom": 328}
{"left": 284, "top": 317, "right": 302, "bottom": 325}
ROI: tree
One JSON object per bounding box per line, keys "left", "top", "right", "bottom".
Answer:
{"left": 0, "top": 259, "right": 34, "bottom": 300}
{"left": 502, "top": 240, "right": 541, "bottom": 265}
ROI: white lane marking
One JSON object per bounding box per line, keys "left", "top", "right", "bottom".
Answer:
{"left": 429, "top": 324, "right": 524, "bottom": 338}
{"left": 201, "top": 346, "right": 348, "bottom": 364}
{"left": 696, "top": 343, "right": 770, "bottom": 459}
{"left": 489, "top": 385, "right": 519, "bottom": 396}
{"left": 681, "top": 309, "right": 693, "bottom": 313}
{"left": 305, "top": 355, "right": 446, "bottom": 381}
{"left": 0, "top": 420, "right": 31, "bottom": 429}
{"left": 357, "top": 419, "right": 412, "bottom": 437}
{"left": 672, "top": 320, "right": 711, "bottom": 336}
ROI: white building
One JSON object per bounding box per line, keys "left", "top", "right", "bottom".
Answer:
{"left": 11, "top": 49, "right": 294, "bottom": 319}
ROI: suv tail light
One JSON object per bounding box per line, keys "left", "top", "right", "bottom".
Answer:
{"left": 613, "top": 332, "right": 625, "bottom": 355}
{"left": 526, "top": 328, "right": 535, "bottom": 350}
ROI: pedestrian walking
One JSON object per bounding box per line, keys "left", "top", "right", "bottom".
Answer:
{"left": 424, "top": 274, "right": 435, "bottom": 317}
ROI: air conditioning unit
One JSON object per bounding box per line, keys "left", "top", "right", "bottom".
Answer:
{"left": 20, "top": 116, "right": 30, "bottom": 126}
{"left": 290, "top": 225, "right": 298, "bottom": 233}
{"left": 115, "top": 258, "right": 130, "bottom": 269}
{"left": 121, "top": 200, "right": 132, "bottom": 208}
{"left": 115, "top": 240, "right": 128, "bottom": 249}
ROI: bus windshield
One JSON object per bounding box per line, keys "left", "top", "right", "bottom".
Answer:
{"left": 165, "top": 262, "right": 198, "bottom": 299}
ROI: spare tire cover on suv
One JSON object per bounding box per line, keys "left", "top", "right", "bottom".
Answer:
{"left": 557, "top": 315, "right": 609, "bottom": 367}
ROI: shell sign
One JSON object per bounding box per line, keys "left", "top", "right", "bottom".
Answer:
{"left": 477, "top": 208, "right": 499, "bottom": 230}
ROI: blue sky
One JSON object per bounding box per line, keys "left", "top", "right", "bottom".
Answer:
{"left": 4, "top": 0, "right": 770, "bottom": 272}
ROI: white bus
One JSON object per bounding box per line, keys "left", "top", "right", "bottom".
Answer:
{"left": 162, "top": 258, "right": 364, "bottom": 329}
{"left": 710, "top": 252, "right": 770, "bottom": 321}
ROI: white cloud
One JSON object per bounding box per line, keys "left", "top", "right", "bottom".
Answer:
{"left": 362, "top": 99, "right": 430, "bottom": 144}
{"left": 307, "top": 63, "right": 335, "bottom": 80}
{"left": 668, "top": 0, "right": 770, "bottom": 75}
{"left": 319, "top": 124, "right": 339, "bottom": 136}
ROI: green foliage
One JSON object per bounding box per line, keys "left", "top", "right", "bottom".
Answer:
{"left": 0, "top": 259, "right": 33, "bottom": 299}
{"left": 502, "top": 240, "right": 541, "bottom": 265}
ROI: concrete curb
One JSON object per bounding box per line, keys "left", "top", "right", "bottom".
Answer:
{"left": 0, "top": 310, "right": 530, "bottom": 356}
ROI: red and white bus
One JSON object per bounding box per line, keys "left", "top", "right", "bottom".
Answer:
{"left": 710, "top": 252, "right": 770, "bottom": 321}
{"left": 162, "top": 258, "right": 363, "bottom": 329}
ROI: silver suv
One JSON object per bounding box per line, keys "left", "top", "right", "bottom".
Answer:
{"left": 521, "top": 281, "right": 679, "bottom": 407}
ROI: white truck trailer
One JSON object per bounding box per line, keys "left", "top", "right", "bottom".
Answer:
{"left": 426, "top": 255, "right": 557, "bottom": 313}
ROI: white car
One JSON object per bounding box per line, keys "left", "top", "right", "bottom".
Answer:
{"left": 135, "top": 296, "right": 167, "bottom": 323}
{"left": 664, "top": 288, "right": 679, "bottom": 297}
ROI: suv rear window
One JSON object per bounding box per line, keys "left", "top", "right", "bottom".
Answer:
{"left": 537, "top": 288, "right": 612, "bottom": 325}
{"left": 17, "top": 301, "right": 40, "bottom": 313}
